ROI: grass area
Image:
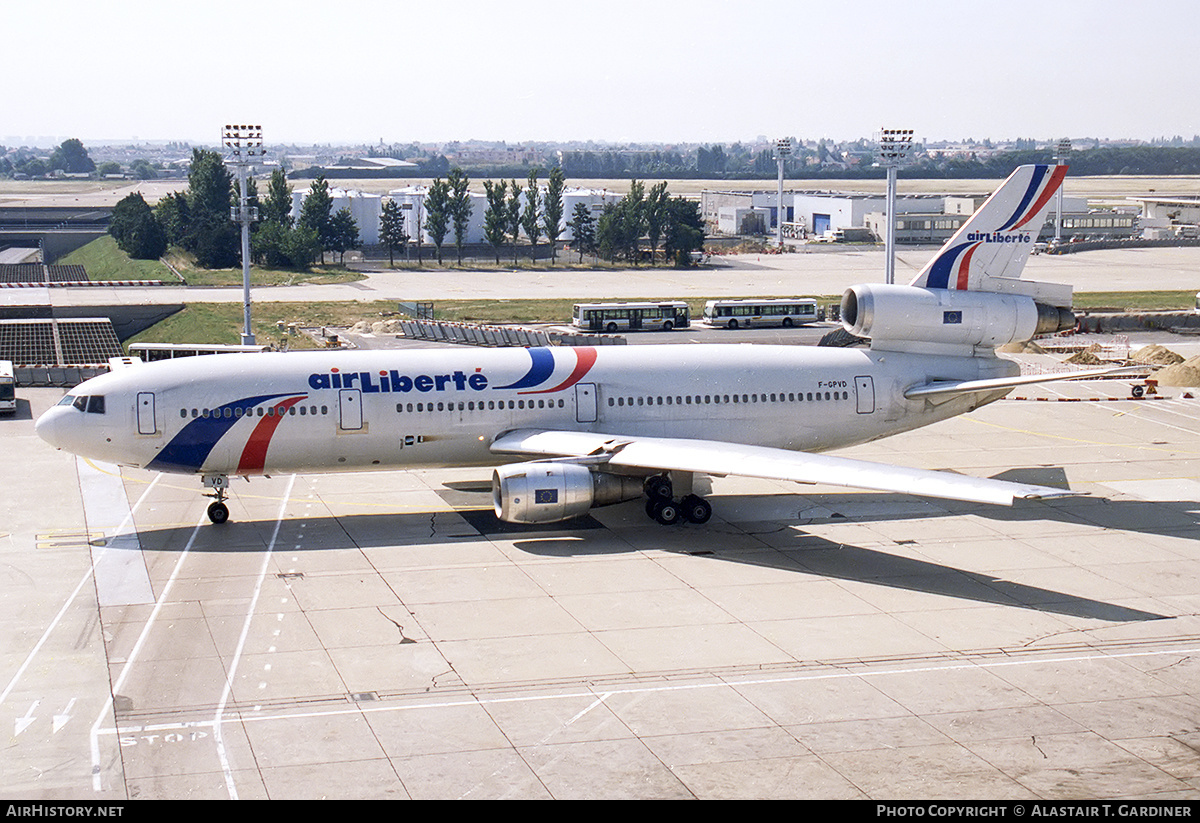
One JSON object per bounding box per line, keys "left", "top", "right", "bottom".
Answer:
{"left": 1072, "top": 291, "right": 1198, "bottom": 311}
{"left": 58, "top": 236, "right": 365, "bottom": 286}
{"left": 58, "top": 236, "right": 174, "bottom": 281}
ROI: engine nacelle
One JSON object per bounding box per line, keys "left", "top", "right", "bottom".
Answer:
{"left": 841, "top": 284, "right": 1075, "bottom": 348}
{"left": 492, "top": 463, "right": 644, "bottom": 524}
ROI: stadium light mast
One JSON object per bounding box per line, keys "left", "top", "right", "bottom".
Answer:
{"left": 1054, "top": 138, "right": 1071, "bottom": 245}
{"left": 775, "top": 137, "right": 793, "bottom": 248}
{"left": 223, "top": 124, "right": 264, "bottom": 345}
{"left": 878, "top": 129, "right": 915, "bottom": 285}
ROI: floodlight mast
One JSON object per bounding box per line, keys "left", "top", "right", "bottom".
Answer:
{"left": 223, "top": 124, "right": 264, "bottom": 345}
{"left": 1054, "top": 138, "right": 1071, "bottom": 245}
{"left": 878, "top": 129, "right": 914, "bottom": 285}
{"left": 775, "top": 137, "right": 792, "bottom": 248}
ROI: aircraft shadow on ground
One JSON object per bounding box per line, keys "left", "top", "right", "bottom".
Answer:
{"left": 126, "top": 483, "right": 1187, "bottom": 624}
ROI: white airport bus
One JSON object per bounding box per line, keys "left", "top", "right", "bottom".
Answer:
{"left": 0, "top": 360, "right": 14, "bottom": 414}
{"left": 128, "top": 343, "right": 270, "bottom": 362}
{"left": 702, "top": 298, "right": 819, "bottom": 329}
{"left": 572, "top": 302, "right": 690, "bottom": 333}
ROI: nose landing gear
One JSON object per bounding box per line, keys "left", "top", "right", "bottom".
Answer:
{"left": 202, "top": 474, "right": 230, "bottom": 524}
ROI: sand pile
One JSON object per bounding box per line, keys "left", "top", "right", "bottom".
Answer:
{"left": 1153, "top": 355, "right": 1200, "bottom": 387}
{"left": 1065, "top": 349, "right": 1104, "bottom": 365}
{"left": 998, "top": 340, "right": 1046, "bottom": 354}
{"left": 1131, "top": 344, "right": 1185, "bottom": 366}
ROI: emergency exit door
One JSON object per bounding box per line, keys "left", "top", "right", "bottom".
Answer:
{"left": 136, "top": 392, "right": 156, "bottom": 435}
{"left": 339, "top": 389, "right": 363, "bottom": 430}
{"left": 575, "top": 383, "right": 597, "bottom": 423}
{"left": 854, "top": 376, "right": 875, "bottom": 414}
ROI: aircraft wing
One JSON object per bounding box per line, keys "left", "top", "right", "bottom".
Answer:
{"left": 490, "top": 429, "right": 1076, "bottom": 507}
{"left": 904, "top": 365, "right": 1147, "bottom": 400}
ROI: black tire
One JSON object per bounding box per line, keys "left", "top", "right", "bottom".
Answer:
{"left": 207, "top": 501, "right": 230, "bottom": 524}
{"left": 606, "top": 322, "right": 618, "bottom": 333}
{"left": 681, "top": 495, "right": 712, "bottom": 524}
{"left": 727, "top": 318, "right": 739, "bottom": 330}
{"left": 652, "top": 500, "right": 681, "bottom": 526}
{"left": 662, "top": 321, "right": 673, "bottom": 331}
{"left": 644, "top": 475, "right": 673, "bottom": 501}
{"left": 782, "top": 317, "right": 794, "bottom": 328}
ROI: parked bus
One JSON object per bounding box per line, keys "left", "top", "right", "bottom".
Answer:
{"left": 0, "top": 360, "right": 14, "bottom": 414}
{"left": 572, "top": 302, "right": 690, "bottom": 333}
{"left": 702, "top": 298, "right": 819, "bottom": 329}
{"left": 128, "top": 343, "right": 269, "bottom": 362}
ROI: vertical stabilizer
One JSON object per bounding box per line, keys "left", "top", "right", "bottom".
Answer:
{"left": 910, "top": 164, "right": 1068, "bottom": 301}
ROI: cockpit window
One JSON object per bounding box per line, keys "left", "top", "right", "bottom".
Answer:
{"left": 65, "top": 394, "right": 106, "bottom": 414}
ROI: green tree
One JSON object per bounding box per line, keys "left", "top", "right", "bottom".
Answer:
{"left": 261, "top": 168, "right": 294, "bottom": 227}
{"left": 299, "top": 176, "right": 335, "bottom": 263}
{"left": 185, "top": 148, "right": 239, "bottom": 268}
{"left": 567, "top": 202, "right": 596, "bottom": 262}
{"left": 522, "top": 168, "right": 541, "bottom": 261}
{"left": 109, "top": 192, "right": 166, "bottom": 259}
{"left": 505, "top": 178, "right": 523, "bottom": 265}
{"left": 596, "top": 202, "right": 625, "bottom": 263}
{"left": 423, "top": 178, "right": 451, "bottom": 265}
{"left": 378, "top": 197, "right": 407, "bottom": 267}
{"left": 623, "top": 179, "right": 646, "bottom": 263}
{"left": 154, "top": 191, "right": 190, "bottom": 247}
{"left": 447, "top": 167, "right": 472, "bottom": 264}
{"left": 542, "top": 166, "right": 565, "bottom": 262}
{"left": 483, "top": 180, "right": 509, "bottom": 264}
{"left": 644, "top": 181, "right": 669, "bottom": 263}
{"left": 49, "top": 138, "right": 95, "bottom": 174}
{"left": 662, "top": 196, "right": 705, "bottom": 266}
{"left": 329, "top": 207, "right": 360, "bottom": 264}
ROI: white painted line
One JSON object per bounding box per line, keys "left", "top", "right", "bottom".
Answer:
{"left": 213, "top": 475, "right": 296, "bottom": 801}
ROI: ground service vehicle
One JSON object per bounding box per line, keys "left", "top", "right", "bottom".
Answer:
{"left": 702, "top": 298, "right": 818, "bottom": 329}
{"left": 572, "top": 302, "right": 690, "bottom": 333}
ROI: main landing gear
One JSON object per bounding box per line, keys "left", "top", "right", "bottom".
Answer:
{"left": 202, "top": 474, "right": 230, "bottom": 524}
{"left": 643, "top": 475, "right": 712, "bottom": 526}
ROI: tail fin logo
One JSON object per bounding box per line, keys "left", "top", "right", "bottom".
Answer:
{"left": 914, "top": 164, "right": 1067, "bottom": 293}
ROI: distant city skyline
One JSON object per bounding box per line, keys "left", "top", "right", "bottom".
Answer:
{"left": 5, "top": 0, "right": 1196, "bottom": 148}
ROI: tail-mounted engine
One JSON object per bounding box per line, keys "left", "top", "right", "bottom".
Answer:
{"left": 492, "top": 463, "right": 644, "bottom": 524}
{"left": 841, "top": 284, "right": 1074, "bottom": 349}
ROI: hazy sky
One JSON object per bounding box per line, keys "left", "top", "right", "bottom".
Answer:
{"left": 5, "top": 0, "right": 1196, "bottom": 147}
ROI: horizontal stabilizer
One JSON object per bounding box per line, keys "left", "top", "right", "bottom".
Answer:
{"left": 904, "top": 365, "right": 1147, "bottom": 400}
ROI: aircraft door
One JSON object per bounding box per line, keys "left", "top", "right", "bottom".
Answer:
{"left": 339, "top": 389, "right": 363, "bottom": 430}
{"left": 575, "top": 383, "right": 597, "bottom": 423}
{"left": 136, "top": 392, "right": 156, "bottom": 435}
{"left": 854, "top": 376, "right": 875, "bottom": 414}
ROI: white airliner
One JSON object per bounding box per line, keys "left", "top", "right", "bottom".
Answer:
{"left": 37, "top": 164, "right": 1114, "bottom": 526}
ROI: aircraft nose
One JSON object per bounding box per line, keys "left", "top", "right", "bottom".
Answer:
{"left": 35, "top": 406, "right": 64, "bottom": 448}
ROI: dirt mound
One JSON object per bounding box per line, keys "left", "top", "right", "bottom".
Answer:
{"left": 1131, "top": 344, "right": 1185, "bottom": 366}
{"left": 998, "top": 340, "right": 1047, "bottom": 354}
{"left": 1065, "top": 349, "right": 1104, "bottom": 365}
{"left": 1153, "top": 355, "right": 1200, "bottom": 387}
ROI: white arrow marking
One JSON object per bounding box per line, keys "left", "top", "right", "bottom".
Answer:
{"left": 53, "top": 698, "right": 77, "bottom": 733}
{"left": 16, "top": 701, "right": 39, "bottom": 736}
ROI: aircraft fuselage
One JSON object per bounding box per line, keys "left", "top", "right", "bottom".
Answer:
{"left": 36, "top": 343, "right": 1016, "bottom": 477}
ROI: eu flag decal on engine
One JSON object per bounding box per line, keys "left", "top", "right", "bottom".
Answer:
{"left": 535, "top": 489, "right": 559, "bottom": 504}
{"left": 943, "top": 310, "right": 963, "bottom": 324}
